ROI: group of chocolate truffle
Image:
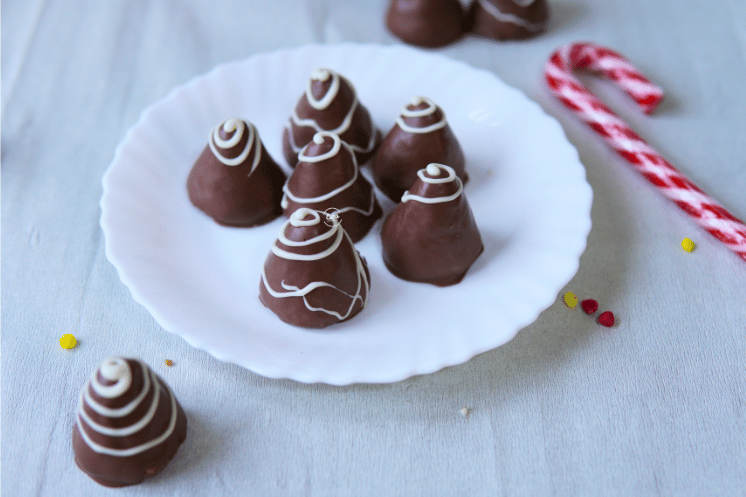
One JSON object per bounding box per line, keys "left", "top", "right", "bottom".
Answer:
{"left": 187, "top": 68, "right": 483, "bottom": 329}
{"left": 386, "top": 0, "right": 550, "bottom": 48}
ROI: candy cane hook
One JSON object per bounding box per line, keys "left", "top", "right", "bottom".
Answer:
{"left": 545, "top": 42, "right": 746, "bottom": 263}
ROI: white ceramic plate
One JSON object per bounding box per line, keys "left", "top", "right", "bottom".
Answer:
{"left": 101, "top": 43, "right": 592, "bottom": 385}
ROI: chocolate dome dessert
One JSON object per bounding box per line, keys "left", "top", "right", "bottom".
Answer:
{"left": 72, "top": 357, "right": 188, "bottom": 487}
{"left": 259, "top": 208, "right": 371, "bottom": 328}
{"left": 381, "top": 163, "right": 483, "bottom": 286}
{"left": 282, "top": 131, "right": 382, "bottom": 243}
{"left": 372, "top": 96, "right": 467, "bottom": 202}
{"left": 187, "top": 117, "right": 287, "bottom": 227}
{"left": 464, "top": 0, "right": 549, "bottom": 40}
{"left": 386, "top": 0, "right": 465, "bottom": 48}
{"left": 282, "top": 68, "right": 381, "bottom": 167}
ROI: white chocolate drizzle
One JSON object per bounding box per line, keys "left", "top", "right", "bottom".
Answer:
{"left": 401, "top": 163, "right": 464, "bottom": 204}
{"left": 477, "top": 0, "right": 547, "bottom": 32}
{"left": 208, "top": 118, "right": 262, "bottom": 172}
{"left": 282, "top": 133, "right": 376, "bottom": 217}
{"left": 261, "top": 209, "right": 370, "bottom": 320}
{"left": 395, "top": 96, "right": 447, "bottom": 134}
{"left": 75, "top": 357, "right": 179, "bottom": 457}
{"left": 306, "top": 68, "right": 340, "bottom": 110}
{"left": 286, "top": 69, "right": 378, "bottom": 156}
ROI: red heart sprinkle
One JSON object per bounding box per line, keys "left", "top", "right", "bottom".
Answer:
{"left": 581, "top": 299, "right": 599, "bottom": 314}
{"left": 598, "top": 311, "right": 615, "bottom": 327}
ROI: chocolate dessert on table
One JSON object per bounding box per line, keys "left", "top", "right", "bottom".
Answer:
{"left": 259, "top": 208, "right": 371, "bottom": 329}
{"left": 282, "top": 131, "right": 382, "bottom": 243}
{"left": 187, "top": 117, "right": 286, "bottom": 227}
{"left": 381, "top": 163, "right": 483, "bottom": 286}
{"left": 72, "top": 357, "right": 188, "bottom": 487}
{"left": 385, "top": 0, "right": 465, "bottom": 48}
{"left": 282, "top": 68, "right": 380, "bottom": 167}
{"left": 372, "top": 96, "right": 466, "bottom": 202}
{"left": 464, "top": 0, "right": 549, "bottom": 40}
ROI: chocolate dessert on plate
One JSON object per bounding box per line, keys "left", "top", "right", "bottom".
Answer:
{"left": 372, "top": 96, "right": 466, "bottom": 202}
{"left": 282, "top": 131, "right": 382, "bottom": 243}
{"left": 259, "top": 208, "right": 371, "bottom": 329}
{"left": 282, "top": 68, "right": 380, "bottom": 167}
{"left": 187, "top": 117, "right": 286, "bottom": 227}
{"left": 381, "top": 163, "right": 483, "bottom": 286}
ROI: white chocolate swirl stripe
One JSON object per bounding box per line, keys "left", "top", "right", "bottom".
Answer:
{"left": 287, "top": 116, "right": 378, "bottom": 156}
{"left": 306, "top": 68, "right": 340, "bottom": 110}
{"left": 91, "top": 356, "right": 131, "bottom": 398}
{"left": 401, "top": 164, "right": 464, "bottom": 204}
{"left": 76, "top": 358, "right": 178, "bottom": 457}
{"left": 290, "top": 97, "right": 359, "bottom": 140}
{"left": 395, "top": 96, "right": 447, "bottom": 134}
{"left": 84, "top": 360, "right": 150, "bottom": 418}
{"left": 262, "top": 209, "right": 369, "bottom": 319}
{"left": 277, "top": 210, "right": 338, "bottom": 247}
{"left": 208, "top": 118, "right": 262, "bottom": 172}
{"left": 298, "top": 132, "right": 342, "bottom": 163}
{"left": 477, "top": 0, "right": 547, "bottom": 32}
{"left": 272, "top": 224, "right": 345, "bottom": 262}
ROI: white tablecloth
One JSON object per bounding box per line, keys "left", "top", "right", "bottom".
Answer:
{"left": 3, "top": 0, "right": 745, "bottom": 495}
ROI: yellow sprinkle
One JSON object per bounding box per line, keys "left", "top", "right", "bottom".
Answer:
{"left": 59, "top": 334, "right": 77, "bottom": 349}
{"left": 681, "top": 238, "right": 695, "bottom": 252}
{"left": 165, "top": 359, "right": 174, "bottom": 367}
{"left": 562, "top": 292, "right": 578, "bottom": 309}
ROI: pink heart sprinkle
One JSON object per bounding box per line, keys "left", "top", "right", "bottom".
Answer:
{"left": 581, "top": 299, "right": 599, "bottom": 314}
{"left": 598, "top": 311, "right": 615, "bottom": 327}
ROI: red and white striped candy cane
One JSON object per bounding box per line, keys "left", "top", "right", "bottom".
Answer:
{"left": 545, "top": 42, "right": 746, "bottom": 263}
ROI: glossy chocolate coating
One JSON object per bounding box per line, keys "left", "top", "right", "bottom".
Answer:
{"left": 282, "top": 69, "right": 380, "bottom": 167}
{"left": 282, "top": 132, "right": 382, "bottom": 243}
{"left": 187, "top": 118, "right": 287, "bottom": 227}
{"left": 372, "top": 97, "right": 466, "bottom": 202}
{"left": 72, "top": 357, "right": 187, "bottom": 487}
{"left": 381, "top": 164, "right": 483, "bottom": 286}
{"left": 464, "top": 0, "right": 549, "bottom": 40}
{"left": 386, "top": 0, "right": 465, "bottom": 48}
{"left": 259, "top": 209, "right": 371, "bottom": 328}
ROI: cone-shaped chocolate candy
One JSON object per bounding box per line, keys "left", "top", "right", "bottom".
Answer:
{"left": 386, "top": 0, "right": 464, "bottom": 48}
{"left": 282, "top": 132, "right": 382, "bottom": 243}
{"left": 259, "top": 208, "right": 371, "bottom": 328}
{"left": 386, "top": 0, "right": 465, "bottom": 48}
{"left": 282, "top": 68, "right": 381, "bottom": 167}
{"left": 187, "top": 118, "right": 287, "bottom": 227}
{"left": 381, "top": 163, "right": 483, "bottom": 286}
{"left": 372, "top": 96, "right": 466, "bottom": 202}
{"left": 464, "top": 0, "right": 549, "bottom": 40}
{"left": 72, "top": 357, "right": 188, "bottom": 487}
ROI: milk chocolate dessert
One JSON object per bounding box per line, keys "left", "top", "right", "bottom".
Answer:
{"left": 282, "top": 68, "right": 380, "bottom": 167}
{"left": 259, "top": 208, "right": 371, "bottom": 328}
{"left": 372, "top": 96, "right": 466, "bottom": 202}
{"left": 187, "top": 117, "right": 287, "bottom": 227}
{"left": 72, "top": 357, "right": 188, "bottom": 487}
{"left": 386, "top": 0, "right": 465, "bottom": 48}
{"left": 465, "top": 0, "right": 549, "bottom": 40}
{"left": 282, "top": 132, "right": 382, "bottom": 243}
{"left": 381, "top": 163, "right": 483, "bottom": 286}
